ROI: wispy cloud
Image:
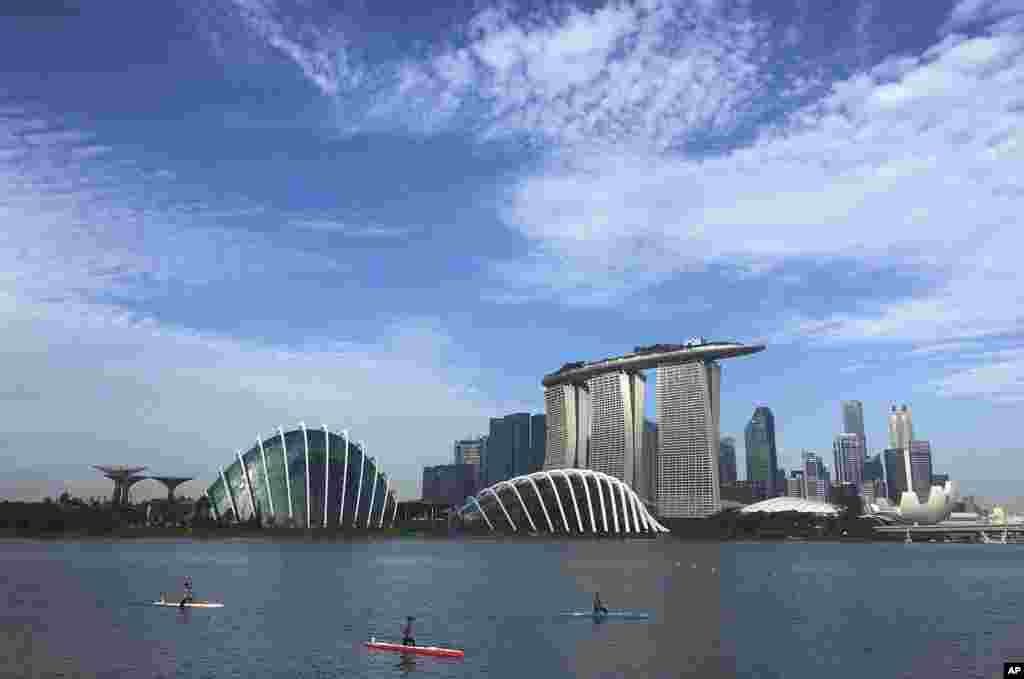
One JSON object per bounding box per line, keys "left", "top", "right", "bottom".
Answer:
{"left": 220, "top": 0, "right": 363, "bottom": 96}
{"left": 290, "top": 218, "right": 412, "bottom": 239}
{"left": 0, "top": 106, "right": 497, "bottom": 500}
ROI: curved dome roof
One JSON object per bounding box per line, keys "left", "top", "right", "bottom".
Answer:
{"left": 457, "top": 469, "right": 668, "bottom": 534}
{"left": 740, "top": 497, "right": 841, "bottom": 515}
{"left": 206, "top": 424, "right": 397, "bottom": 529}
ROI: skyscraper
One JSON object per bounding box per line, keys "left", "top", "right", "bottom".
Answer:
{"left": 643, "top": 420, "right": 658, "bottom": 501}
{"left": 888, "top": 404, "right": 914, "bottom": 450}
{"left": 656, "top": 361, "right": 721, "bottom": 518}
{"left": 786, "top": 470, "right": 806, "bottom": 498}
{"left": 863, "top": 453, "right": 886, "bottom": 503}
{"left": 909, "top": 440, "right": 933, "bottom": 502}
{"left": 719, "top": 436, "right": 738, "bottom": 483}
{"left": 544, "top": 383, "right": 591, "bottom": 470}
{"left": 841, "top": 400, "right": 866, "bottom": 448}
{"left": 833, "top": 433, "right": 865, "bottom": 492}
{"left": 529, "top": 414, "right": 546, "bottom": 474}
{"left": 883, "top": 448, "right": 911, "bottom": 503}
{"left": 744, "top": 407, "right": 778, "bottom": 497}
{"left": 454, "top": 437, "right": 486, "bottom": 468}
{"left": 483, "top": 413, "right": 544, "bottom": 486}
{"left": 802, "top": 451, "right": 828, "bottom": 502}
{"left": 586, "top": 370, "right": 646, "bottom": 489}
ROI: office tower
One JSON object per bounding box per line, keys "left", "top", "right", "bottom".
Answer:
{"left": 888, "top": 404, "right": 914, "bottom": 450}
{"left": 422, "top": 464, "right": 478, "bottom": 506}
{"left": 586, "top": 370, "right": 646, "bottom": 489}
{"left": 643, "top": 420, "right": 658, "bottom": 501}
{"left": 841, "top": 400, "right": 866, "bottom": 446}
{"left": 745, "top": 407, "right": 779, "bottom": 497}
{"left": 802, "top": 451, "right": 828, "bottom": 502}
{"left": 544, "top": 384, "right": 591, "bottom": 469}
{"left": 453, "top": 436, "right": 486, "bottom": 483}
{"left": 909, "top": 440, "right": 933, "bottom": 502}
{"left": 863, "top": 453, "right": 886, "bottom": 503}
{"left": 656, "top": 361, "right": 721, "bottom": 518}
{"left": 884, "top": 448, "right": 911, "bottom": 503}
{"left": 483, "top": 413, "right": 543, "bottom": 486}
{"left": 718, "top": 436, "right": 738, "bottom": 484}
{"left": 833, "top": 433, "right": 865, "bottom": 491}
{"left": 529, "top": 414, "right": 546, "bottom": 474}
{"left": 786, "top": 470, "right": 806, "bottom": 498}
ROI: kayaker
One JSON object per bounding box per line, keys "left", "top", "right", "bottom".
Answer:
{"left": 593, "top": 592, "right": 608, "bottom": 616}
{"left": 401, "top": 616, "right": 416, "bottom": 646}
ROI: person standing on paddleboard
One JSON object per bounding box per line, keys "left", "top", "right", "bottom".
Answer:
{"left": 401, "top": 616, "right": 416, "bottom": 646}
{"left": 593, "top": 592, "right": 608, "bottom": 616}
{"left": 181, "top": 577, "right": 194, "bottom": 607}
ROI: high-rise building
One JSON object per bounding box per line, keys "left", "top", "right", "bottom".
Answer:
{"left": 883, "top": 448, "right": 911, "bottom": 503}
{"left": 909, "top": 440, "right": 933, "bottom": 502}
{"left": 744, "top": 407, "right": 778, "bottom": 496}
{"left": 775, "top": 467, "right": 786, "bottom": 495}
{"left": 719, "top": 436, "right": 738, "bottom": 484}
{"left": 863, "top": 453, "right": 886, "bottom": 504}
{"left": 483, "top": 413, "right": 544, "bottom": 486}
{"left": 888, "top": 404, "right": 914, "bottom": 450}
{"left": 656, "top": 361, "right": 721, "bottom": 518}
{"left": 422, "top": 464, "right": 479, "bottom": 506}
{"left": 786, "top": 470, "right": 806, "bottom": 498}
{"left": 841, "top": 400, "right": 866, "bottom": 446}
{"left": 453, "top": 437, "right": 486, "bottom": 481}
{"left": 802, "top": 451, "right": 829, "bottom": 502}
{"left": 586, "top": 370, "right": 646, "bottom": 489}
{"left": 643, "top": 420, "right": 658, "bottom": 501}
{"left": 544, "top": 384, "right": 591, "bottom": 470}
{"left": 833, "top": 433, "right": 865, "bottom": 492}
{"left": 529, "top": 414, "right": 546, "bottom": 474}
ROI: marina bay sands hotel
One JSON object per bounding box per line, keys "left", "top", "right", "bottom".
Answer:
{"left": 542, "top": 340, "right": 764, "bottom": 519}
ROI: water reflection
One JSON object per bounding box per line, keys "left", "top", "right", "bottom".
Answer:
{"left": 395, "top": 653, "right": 416, "bottom": 673}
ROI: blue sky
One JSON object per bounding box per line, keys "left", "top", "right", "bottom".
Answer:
{"left": 2, "top": 0, "right": 1023, "bottom": 503}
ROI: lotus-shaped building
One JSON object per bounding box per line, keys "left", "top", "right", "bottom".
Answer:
{"left": 206, "top": 424, "right": 397, "bottom": 529}
{"left": 456, "top": 469, "right": 668, "bottom": 534}
{"left": 867, "top": 480, "right": 958, "bottom": 525}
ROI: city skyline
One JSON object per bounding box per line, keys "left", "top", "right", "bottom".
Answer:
{"left": 2, "top": 1, "right": 1023, "bottom": 505}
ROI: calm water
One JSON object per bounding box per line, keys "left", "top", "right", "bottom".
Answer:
{"left": 2, "top": 538, "right": 1023, "bottom": 678}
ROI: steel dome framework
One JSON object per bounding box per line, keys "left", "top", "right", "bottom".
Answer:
{"left": 457, "top": 469, "right": 668, "bottom": 534}
{"left": 205, "top": 424, "right": 397, "bottom": 529}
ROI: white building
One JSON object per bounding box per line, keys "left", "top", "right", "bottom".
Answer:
{"left": 656, "top": 361, "right": 721, "bottom": 518}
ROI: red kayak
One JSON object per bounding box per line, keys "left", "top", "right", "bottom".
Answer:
{"left": 365, "top": 640, "right": 464, "bottom": 658}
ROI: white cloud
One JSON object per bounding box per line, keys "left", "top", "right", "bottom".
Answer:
{"left": 379, "top": 0, "right": 793, "bottom": 150}
{"left": 932, "top": 354, "right": 1024, "bottom": 403}
{"left": 489, "top": 12, "right": 1023, "bottom": 318}
{"left": 0, "top": 108, "right": 499, "bottom": 501}
{"left": 0, "top": 296, "right": 496, "bottom": 501}
{"left": 222, "top": 0, "right": 362, "bottom": 96}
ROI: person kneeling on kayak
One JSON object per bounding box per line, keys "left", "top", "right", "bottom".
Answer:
{"left": 593, "top": 592, "right": 608, "bottom": 616}
{"left": 402, "top": 616, "right": 416, "bottom": 646}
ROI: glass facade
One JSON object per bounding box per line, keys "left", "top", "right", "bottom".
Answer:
{"left": 305, "top": 428, "right": 327, "bottom": 527}
{"left": 243, "top": 446, "right": 271, "bottom": 518}
{"left": 224, "top": 461, "right": 252, "bottom": 521}
{"left": 283, "top": 429, "right": 307, "bottom": 527}
{"left": 205, "top": 427, "right": 396, "bottom": 529}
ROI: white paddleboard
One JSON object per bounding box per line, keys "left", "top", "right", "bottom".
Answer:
{"left": 560, "top": 611, "right": 649, "bottom": 619}
{"left": 152, "top": 601, "right": 224, "bottom": 608}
